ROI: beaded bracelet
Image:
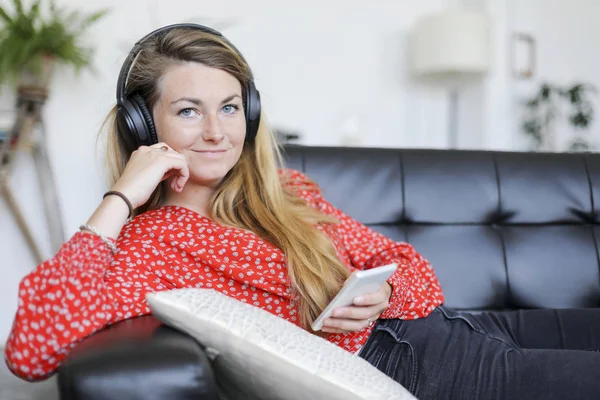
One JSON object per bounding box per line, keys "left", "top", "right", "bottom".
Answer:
{"left": 79, "top": 224, "right": 118, "bottom": 254}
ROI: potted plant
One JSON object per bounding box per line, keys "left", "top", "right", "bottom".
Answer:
{"left": 0, "top": 0, "right": 108, "bottom": 93}
{"left": 522, "top": 82, "right": 597, "bottom": 152}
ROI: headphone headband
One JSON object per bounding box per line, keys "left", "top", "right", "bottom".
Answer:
{"left": 116, "top": 23, "right": 253, "bottom": 103}
{"left": 115, "top": 23, "right": 261, "bottom": 150}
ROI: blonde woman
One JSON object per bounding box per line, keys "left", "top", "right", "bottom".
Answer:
{"left": 5, "top": 24, "right": 600, "bottom": 399}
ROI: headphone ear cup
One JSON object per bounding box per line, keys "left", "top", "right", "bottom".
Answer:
{"left": 245, "top": 81, "right": 261, "bottom": 142}
{"left": 131, "top": 93, "right": 158, "bottom": 146}
{"left": 116, "top": 93, "right": 157, "bottom": 150}
{"left": 116, "top": 99, "right": 142, "bottom": 153}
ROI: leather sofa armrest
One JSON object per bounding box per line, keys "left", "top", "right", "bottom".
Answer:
{"left": 57, "top": 315, "right": 218, "bottom": 400}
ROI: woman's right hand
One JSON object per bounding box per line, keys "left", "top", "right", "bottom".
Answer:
{"left": 84, "top": 143, "right": 189, "bottom": 239}
{"left": 111, "top": 142, "right": 190, "bottom": 209}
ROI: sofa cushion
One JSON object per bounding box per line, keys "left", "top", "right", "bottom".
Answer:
{"left": 283, "top": 146, "right": 600, "bottom": 312}
{"left": 146, "top": 288, "right": 416, "bottom": 400}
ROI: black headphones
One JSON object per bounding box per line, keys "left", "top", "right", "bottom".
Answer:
{"left": 116, "top": 23, "right": 261, "bottom": 152}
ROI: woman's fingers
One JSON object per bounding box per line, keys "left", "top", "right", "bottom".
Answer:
{"left": 320, "top": 282, "right": 392, "bottom": 334}
{"left": 161, "top": 158, "right": 189, "bottom": 191}
{"left": 150, "top": 142, "right": 173, "bottom": 152}
{"left": 148, "top": 143, "right": 189, "bottom": 191}
{"left": 113, "top": 142, "right": 191, "bottom": 207}
{"left": 331, "top": 304, "right": 382, "bottom": 320}
{"left": 322, "top": 304, "right": 382, "bottom": 332}
{"left": 321, "top": 316, "right": 374, "bottom": 333}
{"left": 353, "top": 285, "right": 389, "bottom": 307}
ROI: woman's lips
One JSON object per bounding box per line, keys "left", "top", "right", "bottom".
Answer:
{"left": 192, "top": 149, "right": 229, "bottom": 158}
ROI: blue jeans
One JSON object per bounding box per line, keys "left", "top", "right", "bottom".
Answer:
{"left": 358, "top": 306, "right": 600, "bottom": 399}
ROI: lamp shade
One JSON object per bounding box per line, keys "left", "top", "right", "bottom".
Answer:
{"left": 410, "top": 11, "right": 491, "bottom": 78}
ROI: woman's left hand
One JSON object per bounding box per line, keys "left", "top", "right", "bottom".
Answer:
{"left": 321, "top": 282, "right": 392, "bottom": 334}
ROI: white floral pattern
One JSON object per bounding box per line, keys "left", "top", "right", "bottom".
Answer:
{"left": 4, "top": 169, "right": 444, "bottom": 381}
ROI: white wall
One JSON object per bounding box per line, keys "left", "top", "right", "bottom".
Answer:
{"left": 480, "top": 0, "right": 519, "bottom": 150}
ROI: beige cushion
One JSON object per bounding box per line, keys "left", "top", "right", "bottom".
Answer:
{"left": 146, "top": 288, "right": 416, "bottom": 400}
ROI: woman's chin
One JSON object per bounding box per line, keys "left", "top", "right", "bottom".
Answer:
{"left": 188, "top": 170, "right": 230, "bottom": 187}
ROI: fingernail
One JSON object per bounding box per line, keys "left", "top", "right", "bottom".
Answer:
{"left": 354, "top": 296, "right": 364, "bottom": 305}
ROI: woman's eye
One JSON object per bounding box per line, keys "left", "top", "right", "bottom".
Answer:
{"left": 222, "top": 104, "right": 239, "bottom": 114}
{"left": 178, "top": 108, "right": 197, "bottom": 118}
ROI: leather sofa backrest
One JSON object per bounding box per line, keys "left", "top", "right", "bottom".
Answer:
{"left": 284, "top": 146, "right": 600, "bottom": 311}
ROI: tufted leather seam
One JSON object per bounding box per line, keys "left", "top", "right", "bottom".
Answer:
{"left": 492, "top": 154, "right": 512, "bottom": 308}
{"left": 496, "top": 225, "right": 511, "bottom": 308}
{"left": 582, "top": 154, "right": 595, "bottom": 218}
{"left": 581, "top": 155, "right": 600, "bottom": 291}
{"left": 492, "top": 153, "right": 503, "bottom": 219}
{"left": 590, "top": 226, "right": 600, "bottom": 291}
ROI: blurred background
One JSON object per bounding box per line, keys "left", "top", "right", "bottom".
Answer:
{"left": 1, "top": 0, "right": 599, "bottom": 345}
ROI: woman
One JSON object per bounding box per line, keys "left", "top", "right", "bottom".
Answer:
{"left": 4, "top": 24, "right": 600, "bottom": 399}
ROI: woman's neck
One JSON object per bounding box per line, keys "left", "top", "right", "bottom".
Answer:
{"left": 161, "top": 181, "right": 216, "bottom": 217}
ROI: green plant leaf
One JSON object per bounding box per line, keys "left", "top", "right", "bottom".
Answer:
{"left": 12, "top": 0, "right": 24, "bottom": 17}
{"left": 540, "top": 83, "right": 553, "bottom": 100}
{"left": 76, "top": 9, "right": 109, "bottom": 34}
{"left": 0, "top": 0, "right": 109, "bottom": 88}
{"left": 0, "top": 6, "right": 13, "bottom": 24}
{"left": 568, "top": 84, "right": 583, "bottom": 104}
{"left": 522, "top": 81, "right": 598, "bottom": 151}
{"left": 28, "top": 1, "right": 41, "bottom": 23}
{"left": 569, "top": 109, "right": 594, "bottom": 128}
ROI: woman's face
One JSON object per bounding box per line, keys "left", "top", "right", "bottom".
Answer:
{"left": 153, "top": 62, "right": 246, "bottom": 188}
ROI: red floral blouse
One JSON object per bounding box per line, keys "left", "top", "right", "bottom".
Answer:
{"left": 4, "top": 169, "right": 444, "bottom": 381}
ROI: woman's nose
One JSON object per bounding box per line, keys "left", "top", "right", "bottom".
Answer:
{"left": 201, "top": 114, "right": 224, "bottom": 142}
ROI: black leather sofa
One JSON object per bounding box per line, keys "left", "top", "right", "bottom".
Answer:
{"left": 58, "top": 146, "right": 600, "bottom": 399}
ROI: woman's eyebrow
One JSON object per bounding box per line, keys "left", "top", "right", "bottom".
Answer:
{"left": 170, "top": 94, "right": 242, "bottom": 106}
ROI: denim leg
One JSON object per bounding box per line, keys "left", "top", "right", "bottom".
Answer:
{"left": 358, "top": 323, "right": 419, "bottom": 394}
{"left": 504, "top": 347, "right": 600, "bottom": 399}
{"left": 359, "top": 306, "right": 600, "bottom": 400}
{"left": 471, "top": 308, "right": 600, "bottom": 351}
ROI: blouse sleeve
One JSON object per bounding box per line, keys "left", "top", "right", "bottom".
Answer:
{"left": 4, "top": 227, "right": 169, "bottom": 381}
{"left": 281, "top": 168, "right": 445, "bottom": 320}
{"left": 4, "top": 232, "right": 118, "bottom": 381}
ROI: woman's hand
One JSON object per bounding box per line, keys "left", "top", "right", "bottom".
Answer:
{"left": 112, "top": 142, "right": 190, "bottom": 209}
{"left": 321, "top": 281, "right": 392, "bottom": 334}
{"left": 85, "top": 142, "right": 189, "bottom": 239}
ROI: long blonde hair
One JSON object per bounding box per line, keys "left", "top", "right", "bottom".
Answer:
{"left": 103, "top": 28, "right": 350, "bottom": 330}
